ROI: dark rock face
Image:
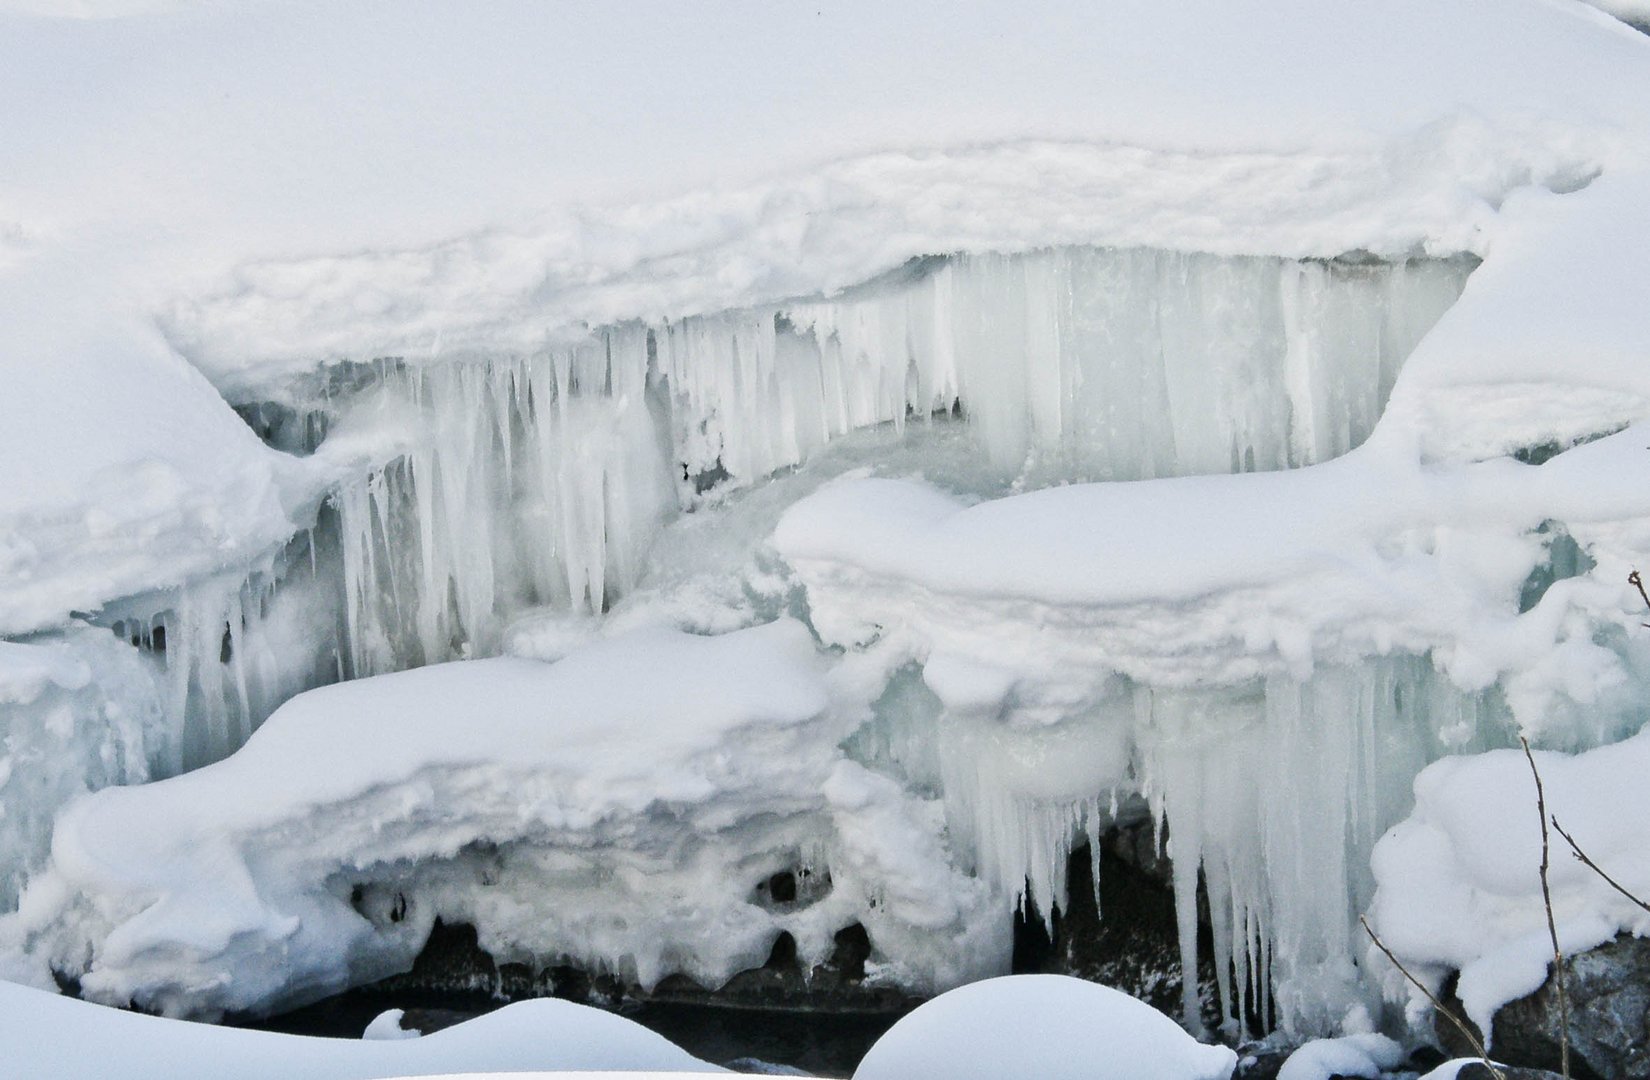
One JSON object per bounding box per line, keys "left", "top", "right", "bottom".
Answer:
{"left": 363, "top": 916, "right": 916, "bottom": 1015}
{"left": 1439, "top": 933, "right": 1650, "bottom": 1080}
{"left": 1455, "top": 1066, "right": 1567, "bottom": 1080}
{"left": 1016, "top": 825, "right": 1227, "bottom": 1033}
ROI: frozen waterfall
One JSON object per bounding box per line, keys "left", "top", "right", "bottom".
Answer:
{"left": 301, "top": 245, "right": 1472, "bottom": 675}
{"left": 2, "top": 240, "right": 1530, "bottom": 1043}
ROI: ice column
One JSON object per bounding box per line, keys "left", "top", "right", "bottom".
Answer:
{"left": 660, "top": 248, "right": 1472, "bottom": 489}
{"left": 334, "top": 328, "right": 676, "bottom": 675}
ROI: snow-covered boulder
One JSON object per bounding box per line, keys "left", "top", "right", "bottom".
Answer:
{"left": 851, "top": 975, "right": 1237, "bottom": 1080}
{"left": 0, "top": 976, "right": 721, "bottom": 1079}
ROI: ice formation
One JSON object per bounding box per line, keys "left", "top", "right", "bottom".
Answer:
{"left": 773, "top": 421, "right": 1650, "bottom": 1033}
{"left": 0, "top": 622, "right": 1004, "bottom": 1019}
{"left": 5, "top": 0, "right": 1650, "bottom": 1063}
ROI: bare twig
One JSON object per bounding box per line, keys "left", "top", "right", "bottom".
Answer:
{"left": 1360, "top": 915, "right": 1507, "bottom": 1080}
{"left": 1552, "top": 817, "right": 1650, "bottom": 917}
{"left": 1522, "top": 736, "right": 1571, "bottom": 1080}
{"left": 1629, "top": 570, "right": 1650, "bottom": 611}
{"left": 1629, "top": 570, "right": 1650, "bottom": 627}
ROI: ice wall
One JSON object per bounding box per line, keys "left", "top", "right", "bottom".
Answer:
{"left": 0, "top": 628, "right": 172, "bottom": 911}
{"left": 662, "top": 249, "right": 1472, "bottom": 486}
{"left": 297, "top": 246, "right": 1469, "bottom": 673}
{"left": 327, "top": 332, "right": 675, "bottom": 675}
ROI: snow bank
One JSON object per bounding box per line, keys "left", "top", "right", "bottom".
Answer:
{"left": 0, "top": 620, "right": 1005, "bottom": 1018}
{"left": 1367, "top": 728, "right": 1650, "bottom": 1040}
{"left": 0, "top": 978, "right": 720, "bottom": 1079}
{"left": 0, "top": 331, "right": 313, "bottom": 639}
{"left": 852, "top": 974, "right": 1237, "bottom": 1080}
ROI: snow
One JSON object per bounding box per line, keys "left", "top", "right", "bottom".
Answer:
{"left": 0, "top": 620, "right": 1006, "bottom": 1019}
{"left": 363, "top": 1009, "right": 421, "bottom": 1041}
{"left": 1367, "top": 727, "right": 1650, "bottom": 1041}
{"left": 772, "top": 424, "right": 1650, "bottom": 1032}
{"left": 1275, "top": 1034, "right": 1403, "bottom": 1080}
{"left": 4, "top": 0, "right": 1650, "bottom": 1063}
{"left": 851, "top": 974, "right": 1237, "bottom": 1080}
{"left": 4, "top": 0, "right": 1650, "bottom": 646}
{"left": 0, "top": 977, "right": 721, "bottom": 1078}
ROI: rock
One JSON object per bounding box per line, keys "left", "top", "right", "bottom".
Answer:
{"left": 1438, "top": 933, "right": 1650, "bottom": 1080}
{"left": 1026, "top": 828, "right": 1226, "bottom": 1033}
{"left": 1454, "top": 1065, "right": 1566, "bottom": 1080}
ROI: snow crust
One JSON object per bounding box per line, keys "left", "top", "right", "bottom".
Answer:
{"left": 1368, "top": 728, "right": 1650, "bottom": 1040}
{"left": 0, "top": 977, "right": 720, "bottom": 1078}
{"left": 851, "top": 974, "right": 1237, "bottom": 1080}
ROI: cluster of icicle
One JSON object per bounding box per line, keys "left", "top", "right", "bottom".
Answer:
{"left": 328, "top": 246, "right": 1471, "bottom": 675}
{"left": 8, "top": 244, "right": 1475, "bottom": 1029}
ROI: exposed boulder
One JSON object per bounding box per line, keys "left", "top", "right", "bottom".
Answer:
{"left": 1439, "top": 933, "right": 1650, "bottom": 1080}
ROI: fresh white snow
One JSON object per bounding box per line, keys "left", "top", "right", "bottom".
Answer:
{"left": 851, "top": 974, "right": 1237, "bottom": 1080}
{"left": 0, "top": 977, "right": 721, "bottom": 1079}
{"left": 1368, "top": 728, "right": 1650, "bottom": 1041}
{"left": 0, "top": 621, "right": 1005, "bottom": 1019}
{"left": 4, "top": 0, "right": 1650, "bottom": 1069}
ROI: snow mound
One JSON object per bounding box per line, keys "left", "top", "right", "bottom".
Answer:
{"left": 0, "top": 978, "right": 720, "bottom": 1079}
{"left": 1276, "top": 1033, "right": 1403, "bottom": 1080}
{"left": 1367, "top": 726, "right": 1650, "bottom": 1040}
{"left": 0, "top": 620, "right": 1005, "bottom": 1018}
{"left": 851, "top": 975, "right": 1237, "bottom": 1080}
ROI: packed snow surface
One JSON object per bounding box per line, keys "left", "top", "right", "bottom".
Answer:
{"left": 852, "top": 974, "right": 1237, "bottom": 1080}
{"left": 0, "top": 978, "right": 720, "bottom": 1079}
{"left": 1368, "top": 727, "right": 1650, "bottom": 1041}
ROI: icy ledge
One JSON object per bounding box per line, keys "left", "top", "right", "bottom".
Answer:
{"left": 0, "top": 621, "right": 1004, "bottom": 1020}
{"left": 772, "top": 423, "right": 1650, "bottom": 1034}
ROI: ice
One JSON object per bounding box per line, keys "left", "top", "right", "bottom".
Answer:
{"left": 774, "top": 424, "right": 1650, "bottom": 1034}
{"left": 324, "top": 335, "right": 673, "bottom": 673}
{"left": 5, "top": 0, "right": 1650, "bottom": 1062}
{"left": 296, "top": 247, "right": 1467, "bottom": 677}
{"left": 0, "top": 628, "right": 170, "bottom": 911}
{"left": 660, "top": 250, "right": 1471, "bottom": 489}
{"left": 851, "top": 974, "right": 1237, "bottom": 1080}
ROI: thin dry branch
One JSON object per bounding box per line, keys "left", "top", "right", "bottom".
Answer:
{"left": 1359, "top": 915, "right": 1507, "bottom": 1080}
{"left": 1629, "top": 569, "right": 1650, "bottom": 627}
{"left": 1521, "top": 736, "right": 1571, "bottom": 1080}
{"left": 1552, "top": 817, "right": 1650, "bottom": 918}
